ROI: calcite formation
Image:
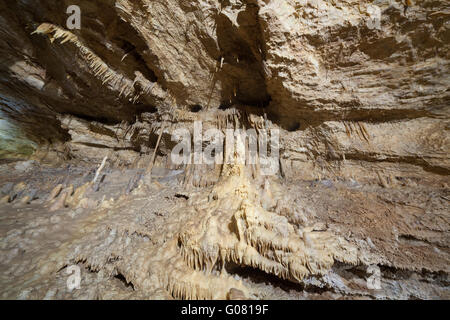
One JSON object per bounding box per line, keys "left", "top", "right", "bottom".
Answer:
{"left": 0, "top": 0, "right": 449, "bottom": 300}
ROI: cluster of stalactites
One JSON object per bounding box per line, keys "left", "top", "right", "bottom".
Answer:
{"left": 32, "top": 23, "right": 138, "bottom": 101}
{"left": 32, "top": 23, "right": 172, "bottom": 106}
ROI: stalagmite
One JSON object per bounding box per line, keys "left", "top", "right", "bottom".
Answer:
{"left": 93, "top": 156, "right": 108, "bottom": 184}
{"left": 145, "top": 124, "right": 166, "bottom": 176}
{"left": 49, "top": 192, "right": 68, "bottom": 212}
{"left": 47, "top": 184, "right": 63, "bottom": 202}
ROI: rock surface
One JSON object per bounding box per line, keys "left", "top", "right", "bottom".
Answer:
{"left": 0, "top": 0, "right": 448, "bottom": 300}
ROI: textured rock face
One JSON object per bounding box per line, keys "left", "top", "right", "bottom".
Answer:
{"left": 0, "top": 0, "right": 448, "bottom": 180}
{"left": 0, "top": 1, "right": 449, "bottom": 300}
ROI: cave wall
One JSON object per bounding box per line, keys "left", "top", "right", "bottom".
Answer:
{"left": 0, "top": 0, "right": 448, "bottom": 183}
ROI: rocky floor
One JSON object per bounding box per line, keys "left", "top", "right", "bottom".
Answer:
{"left": 0, "top": 159, "right": 448, "bottom": 300}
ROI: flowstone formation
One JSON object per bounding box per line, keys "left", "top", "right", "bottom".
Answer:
{"left": 174, "top": 162, "right": 358, "bottom": 298}
{"left": 0, "top": 0, "right": 449, "bottom": 300}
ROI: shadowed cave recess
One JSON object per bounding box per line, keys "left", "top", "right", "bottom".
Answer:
{"left": 0, "top": 0, "right": 449, "bottom": 300}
